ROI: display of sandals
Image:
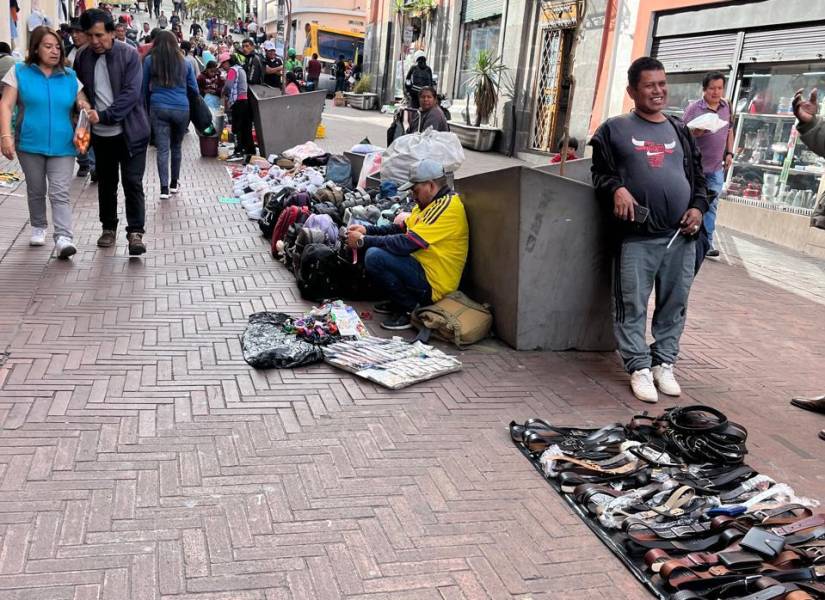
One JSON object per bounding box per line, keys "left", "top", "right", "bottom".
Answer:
{"left": 511, "top": 406, "right": 825, "bottom": 600}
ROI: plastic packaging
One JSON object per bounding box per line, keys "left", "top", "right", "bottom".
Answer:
{"left": 241, "top": 312, "right": 323, "bottom": 369}
{"left": 381, "top": 129, "right": 465, "bottom": 184}
{"left": 358, "top": 152, "right": 382, "bottom": 190}
{"left": 73, "top": 110, "right": 90, "bottom": 154}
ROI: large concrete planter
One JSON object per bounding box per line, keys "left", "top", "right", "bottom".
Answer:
{"left": 450, "top": 122, "right": 499, "bottom": 152}
{"left": 344, "top": 92, "right": 378, "bottom": 110}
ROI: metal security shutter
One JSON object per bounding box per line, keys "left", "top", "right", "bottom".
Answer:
{"left": 741, "top": 24, "right": 825, "bottom": 63}
{"left": 462, "top": 0, "right": 503, "bottom": 23}
{"left": 652, "top": 32, "right": 738, "bottom": 73}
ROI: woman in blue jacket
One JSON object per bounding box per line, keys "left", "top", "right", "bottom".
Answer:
{"left": 0, "top": 26, "right": 91, "bottom": 258}
{"left": 142, "top": 30, "right": 198, "bottom": 199}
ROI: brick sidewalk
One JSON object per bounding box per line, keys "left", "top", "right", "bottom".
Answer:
{"left": 0, "top": 128, "right": 823, "bottom": 599}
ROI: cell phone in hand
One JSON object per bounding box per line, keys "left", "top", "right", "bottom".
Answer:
{"left": 633, "top": 205, "right": 650, "bottom": 224}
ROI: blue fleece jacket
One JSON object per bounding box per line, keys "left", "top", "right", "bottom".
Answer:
{"left": 142, "top": 56, "right": 199, "bottom": 111}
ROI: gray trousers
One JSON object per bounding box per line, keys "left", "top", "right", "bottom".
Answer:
{"left": 613, "top": 234, "right": 696, "bottom": 373}
{"left": 17, "top": 152, "right": 75, "bottom": 241}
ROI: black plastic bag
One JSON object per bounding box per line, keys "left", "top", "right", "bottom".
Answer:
{"left": 242, "top": 312, "right": 323, "bottom": 369}
{"left": 387, "top": 113, "right": 405, "bottom": 146}
{"left": 188, "top": 89, "right": 215, "bottom": 135}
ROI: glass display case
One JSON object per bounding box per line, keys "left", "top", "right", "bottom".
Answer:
{"left": 723, "top": 113, "right": 824, "bottom": 214}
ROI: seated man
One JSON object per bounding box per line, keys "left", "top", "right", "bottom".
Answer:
{"left": 346, "top": 159, "right": 469, "bottom": 331}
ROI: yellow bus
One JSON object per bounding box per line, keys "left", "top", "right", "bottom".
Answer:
{"left": 303, "top": 24, "right": 364, "bottom": 64}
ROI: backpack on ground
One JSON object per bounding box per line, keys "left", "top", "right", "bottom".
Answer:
{"left": 411, "top": 292, "right": 493, "bottom": 348}
{"left": 296, "top": 243, "right": 346, "bottom": 301}
{"left": 271, "top": 205, "right": 309, "bottom": 256}
{"left": 325, "top": 155, "right": 352, "bottom": 187}
{"left": 258, "top": 187, "right": 294, "bottom": 237}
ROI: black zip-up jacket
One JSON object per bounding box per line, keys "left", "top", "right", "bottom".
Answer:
{"left": 590, "top": 112, "right": 709, "bottom": 239}
{"left": 243, "top": 52, "right": 264, "bottom": 86}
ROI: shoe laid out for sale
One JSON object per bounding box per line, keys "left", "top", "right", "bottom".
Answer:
{"left": 30, "top": 227, "right": 47, "bottom": 246}
{"left": 630, "top": 368, "right": 658, "bottom": 403}
{"left": 127, "top": 232, "right": 146, "bottom": 256}
{"left": 54, "top": 236, "right": 77, "bottom": 259}
{"left": 652, "top": 363, "right": 681, "bottom": 396}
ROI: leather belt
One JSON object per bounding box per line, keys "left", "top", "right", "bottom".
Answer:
{"left": 774, "top": 515, "right": 825, "bottom": 537}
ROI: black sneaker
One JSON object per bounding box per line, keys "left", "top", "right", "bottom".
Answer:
{"left": 706, "top": 248, "right": 720, "bottom": 258}
{"left": 374, "top": 301, "right": 398, "bottom": 315}
{"left": 170, "top": 180, "right": 179, "bottom": 194}
{"left": 76, "top": 166, "right": 89, "bottom": 178}
{"left": 90, "top": 169, "right": 98, "bottom": 183}
{"left": 227, "top": 153, "right": 245, "bottom": 162}
{"left": 380, "top": 313, "right": 413, "bottom": 331}
{"left": 160, "top": 186, "right": 170, "bottom": 199}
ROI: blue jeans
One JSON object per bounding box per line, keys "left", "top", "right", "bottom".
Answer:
{"left": 704, "top": 169, "right": 724, "bottom": 245}
{"left": 364, "top": 247, "right": 432, "bottom": 313}
{"left": 151, "top": 107, "right": 190, "bottom": 188}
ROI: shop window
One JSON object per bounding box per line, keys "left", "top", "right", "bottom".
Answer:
{"left": 454, "top": 17, "right": 501, "bottom": 101}
{"left": 724, "top": 62, "right": 825, "bottom": 214}
{"left": 663, "top": 72, "right": 726, "bottom": 118}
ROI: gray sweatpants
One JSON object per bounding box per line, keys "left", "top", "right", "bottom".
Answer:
{"left": 17, "top": 152, "right": 75, "bottom": 242}
{"left": 613, "top": 234, "right": 696, "bottom": 373}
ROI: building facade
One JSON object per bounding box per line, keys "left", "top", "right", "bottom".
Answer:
{"left": 364, "top": 0, "right": 610, "bottom": 157}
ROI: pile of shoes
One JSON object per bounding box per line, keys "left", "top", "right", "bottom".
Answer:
{"left": 511, "top": 406, "right": 825, "bottom": 600}
{"left": 223, "top": 143, "right": 414, "bottom": 303}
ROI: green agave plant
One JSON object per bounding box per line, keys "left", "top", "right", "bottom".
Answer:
{"left": 466, "top": 50, "right": 508, "bottom": 127}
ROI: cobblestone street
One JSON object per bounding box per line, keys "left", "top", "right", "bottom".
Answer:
{"left": 0, "top": 107, "right": 822, "bottom": 599}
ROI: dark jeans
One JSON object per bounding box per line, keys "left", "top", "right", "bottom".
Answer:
{"left": 335, "top": 77, "right": 346, "bottom": 92}
{"left": 364, "top": 247, "right": 432, "bottom": 313}
{"left": 77, "top": 146, "right": 95, "bottom": 171}
{"left": 151, "top": 107, "right": 189, "bottom": 188}
{"left": 92, "top": 133, "right": 147, "bottom": 234}
{"left": 231, "top": 99, "right": 255, "bottom": 156}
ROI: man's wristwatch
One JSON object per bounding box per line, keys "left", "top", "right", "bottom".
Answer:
{"left": 356, "top": 236, "right": 365, "bottom": 249}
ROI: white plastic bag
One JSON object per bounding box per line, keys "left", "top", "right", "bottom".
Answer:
{"left": 380, "top": 129, "right": 465, "bottom": 184}
{"left": 358, "top": 152, "right": 382, "bottom": 189}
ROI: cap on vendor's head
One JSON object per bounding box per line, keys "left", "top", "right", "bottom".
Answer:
{"left": 398, "top": 159, "right": 445, "bottom": 191}
{"left": 218, "top": 52, "right": 231, "bottom": 64}
{"left": 263, "top": 40, "right": 276, "bottom": 52}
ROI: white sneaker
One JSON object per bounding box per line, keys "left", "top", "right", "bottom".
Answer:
{"left": 652, "top": 363, "right": 681, "bottom": 397}
{"left": 30, "top": 227, "right": 47, "bottom": 246}
{"left": 630, "top": 368, "right": 659, "bottom": 403}
{"left": 54, "top": 236, "right": 77, "bottom": 259}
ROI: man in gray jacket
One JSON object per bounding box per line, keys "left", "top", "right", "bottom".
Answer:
{"left": 789, "top": 88, "right": 825, "bottom": 441}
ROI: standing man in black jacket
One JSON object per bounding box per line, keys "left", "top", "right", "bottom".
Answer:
{"left": 241, "top": 38, "right": 263, "bottom": 86}
{"left": 590, "top": 56, "right": 708, "bottom": 404}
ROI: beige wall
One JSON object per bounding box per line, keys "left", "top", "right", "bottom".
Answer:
{"left": 4, "top": 0, "right": 70, "bottom": 54}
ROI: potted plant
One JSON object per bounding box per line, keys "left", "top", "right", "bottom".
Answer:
{"left": 344, "top": 74, "right": 378, "bottom": 110}
{"left": 450, "top": 50, "right": 508, "bottom": 152}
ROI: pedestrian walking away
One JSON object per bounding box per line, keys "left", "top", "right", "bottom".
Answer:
{"left": 334, "top": 53, "right": 347, "bottom": 93}
{"left": 75, "top": 8, "right": 150, "bottom": 256}
{"left": 683, "top": 71, "right": 734, "bottom": 258}
{"left": 305, "top": 52, "right": 321, "bottom": 91}
{"left": 590, "top": 56, "right": 708, "bottom": 404}
{"left": 142, "top": 30, "right": 197, "bottom": 200}
{"left": 0, "top": 25, "right": 92, "bottom": 259}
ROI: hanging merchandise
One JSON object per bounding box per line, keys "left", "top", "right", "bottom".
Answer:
{"left": 510, "top": 406, "right": 825, "bottom": 600}
{"left": 241, "top": 312, "right": 323, "bottom": 369}
{"left": 323, "top": 337, "right": 462, "bottom": 389}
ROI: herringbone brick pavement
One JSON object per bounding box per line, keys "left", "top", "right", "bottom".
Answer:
{"left": 0, "top": 129, "right": 822, "bottom": 600}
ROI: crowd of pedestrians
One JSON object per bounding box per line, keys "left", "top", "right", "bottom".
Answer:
{"left": 0, "top": 3, "right": 349, "bottom": 259}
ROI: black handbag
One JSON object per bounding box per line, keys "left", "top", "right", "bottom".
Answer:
{"left": 188, "top": 89, "right": 214, "bottom": 135}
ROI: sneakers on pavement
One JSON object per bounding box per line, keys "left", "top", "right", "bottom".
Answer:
{"left": 227, "top": 153, "right": 245, "bottom": 162}
{"left": 127, "top": 232, "right": 146, "bottom": 256}
{"left": 652, "top": 363, "right": 681, "bottom": 396}
{"left": 374, "top": 301, "right": 400, "bottom": 315}
{"left": 30, "top": 227, "right": 47, "bottom": 246}
{"left": 97, "top": 229, "right": 116, "bottom": 248}
{"left": 160, "top": 186, "right": 170, "bottom": 200}
{"left": 380, "top": 313, "right": 413, "bottom": 331}
{"left": 55, "top": 236, "right": 77, "bottom": 259}
{"left": 89, "top": 169, "right": 98, "bottom": 183}
{"left": 170, "top": 181, "right": 180, "bottom": 194}
{"left": 630, "top": 368, "right": 658, "bottom": 403}
{"left": 706, "top": 248, "right": 720, "bottom": 258}
{"left": 76, "top": 166, "right": 89, "bottom": 178}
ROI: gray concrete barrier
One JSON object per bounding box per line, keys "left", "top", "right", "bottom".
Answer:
{"left": 455, "top": 165, "right": 615, "bottom": 351}
{"left": 534, "top": 157, "right": 592, "bottom": 185}
{"left": 248, "top": 87, "right": 327, "bottom": 158}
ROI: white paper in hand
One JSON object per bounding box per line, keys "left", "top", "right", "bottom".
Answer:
{"left": 687, "top": 112, "right": 728, "bottom": 134}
